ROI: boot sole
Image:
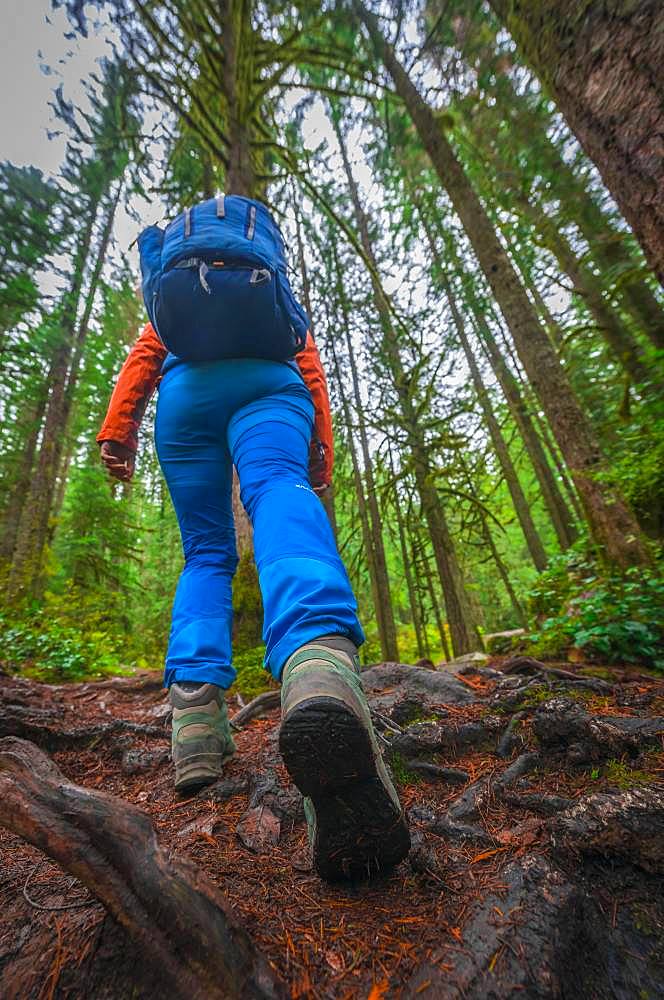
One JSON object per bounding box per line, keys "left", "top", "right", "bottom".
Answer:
{"left": 174, "top": 749, "right": 236, "bottom": 795}
{"left": 279, "top": 697, "right": 410, "bottom": 881}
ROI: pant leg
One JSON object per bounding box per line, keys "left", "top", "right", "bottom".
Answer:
{"left": 155, "top": 378, "right": 237, "bottom": 690}
{"left": 228, "top": 389, "right": 365, "bottom": 680}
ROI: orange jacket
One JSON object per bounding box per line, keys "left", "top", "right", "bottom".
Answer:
{"left": 97, "top": 322, "right": 334, "bottom": 488}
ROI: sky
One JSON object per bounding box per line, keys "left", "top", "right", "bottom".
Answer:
{"left": 0, "top": 3, "right": 112, "bottom": 176}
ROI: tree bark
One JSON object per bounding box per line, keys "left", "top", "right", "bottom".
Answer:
{"left": 415, "top": 530, "right": 452, "bottom": 663}
{"left": 356, "top": 1, "right": 650, "bottom": 571}
{"left": 328, "top": 335, "right": 384, "bottom": 648}
{"left": 219, "top": 0, "right": 260, "bottom": 199}
{"left": 434, "top": 219, "right": 578, "bottom": 551}
{"left": 0, "top": 385, "right": 49, "bottom": 563}
{"left": 456, "top": 452, "right": 528, "bottom": 628}
{"left": 6, "top": 192, "right": 100, "bottom": 601}
{"left": 461, "top": 63, "right": 664, "bottom": 350}
{"left": 488, "top": 0, "right": 664, "bottom": 287}
{"left": 505, "top": 70, "right": 664, "bottom": 350}
{"left": 473, "top": 315, "right": 578, "bottom": 551}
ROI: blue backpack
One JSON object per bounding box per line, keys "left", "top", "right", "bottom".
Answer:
{"left": 137, "top": 195, "right": 309, "bottom": 362}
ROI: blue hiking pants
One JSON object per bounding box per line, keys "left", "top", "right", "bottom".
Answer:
{"left": 155, "top": 358, "right": 364, "bottom": 689}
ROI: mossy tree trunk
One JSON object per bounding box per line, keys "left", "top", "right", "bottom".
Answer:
{"left": 327, "top": 326, "right": 384, "bottom": 652}
{"left": 488, "top": 0, "right": 664, "bottom": 287}
{"left": 336, "top": 114, "right": 481, "bottom": 656}
{"left": 328, "top": 238, "right": 400, "bottom": 662}
{"left": 422, "top": 221, "right": 549, "bottom": 571}
{"left": 6, "top": 186, "right": 106, "bottom": 601}
{"left": 511, "top": 190, "right": 656, "bottom": 389}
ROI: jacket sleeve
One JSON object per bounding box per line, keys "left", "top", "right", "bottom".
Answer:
{"left": 295, "top": 330, "right": 334, "bottom": 489}
{"left": 96, "top": 322, "right": 167, "bottom": 452}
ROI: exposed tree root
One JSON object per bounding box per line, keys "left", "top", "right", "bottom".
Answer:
{"left": 551, "top": 788, "right": 664, "bottom": 874}
{"left": 0, "top": 737, "right": 285, "bottom": 1000}
{"left": 532, "top": 697, "right": 664, "bottom": 763}
{"left": 0, "top": 708, "right": 168, "bottom": 753}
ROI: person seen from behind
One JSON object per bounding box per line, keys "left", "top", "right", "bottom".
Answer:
{"left": 97, "top": 194, "right": 410, "bottom": 881}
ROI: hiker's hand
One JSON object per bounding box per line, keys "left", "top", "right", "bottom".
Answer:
{"left": 309, "top": 441, "right": 331, "bottom": 494}
{"left": 100, "top": 441, "right": 135, "bottom": 482}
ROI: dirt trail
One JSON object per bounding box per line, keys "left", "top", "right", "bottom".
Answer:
{"left": 0, "top": 656, "right": 663, "bottom": 999}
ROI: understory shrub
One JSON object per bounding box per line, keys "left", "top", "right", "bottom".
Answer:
{"left": 525, "top": 555, "right": 664, "bottom": 670}
{"left": 0, "top": 611, "right": 125, "bottom": 681}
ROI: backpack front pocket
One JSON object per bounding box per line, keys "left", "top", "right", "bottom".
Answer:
{"left": 155, "top": 258, "right": 299, "bottom": 362}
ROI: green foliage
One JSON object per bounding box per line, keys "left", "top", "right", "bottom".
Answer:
{"left": 603, "top": 758, "right": 654, "bottom": 790}
{"left": 230, "top": 645, "right": 276, "bottom": 700}
{"left": 388, "top": 751, "right": 422, "bottom": 787}
{"left": 0, "top": 609, "right": 131, "bottom": 682}
{"left": 232, "top": 554, "right": 264, "bottom": 650}
{"left": 608, "top": 397, "right": 664, "bottom": 539}
{"left": 526, "top": 555, "right": 664, "bottom": 669}
{"left": 0, "top": 162, "right": 66, "bottom": 331}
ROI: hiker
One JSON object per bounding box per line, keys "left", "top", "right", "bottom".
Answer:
{"left": 97, "top": 195, "right": 409, "bottom": 880}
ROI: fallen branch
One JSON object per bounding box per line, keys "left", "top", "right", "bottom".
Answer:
{"left": 0, "top": 737, "right": 285, "bottom": 1000}
{"left": 230, "top": 690, "right": 280, "bottom": 729}
{"left": 69, "top": 672, "right": 165, "bottom": 695}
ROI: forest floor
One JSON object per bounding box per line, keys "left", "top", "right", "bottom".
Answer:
{"left": 0, "top": 654, "right": 663, "bottom": 999}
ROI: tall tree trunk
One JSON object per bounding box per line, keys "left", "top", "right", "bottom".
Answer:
{"left": 505, "top": 70, "right": 664, "bottom": 349}
{"left": 416, "top": 533, "right": 452, "bottom": 663}
{"left": 473, "top": 313, "right": 578, "bottom": 550}
{"left": 329, "top": 239, "right": 399, "bottom": 661}
{"left": 461, "top": 63, "right": 664, "bottom": 350}
{"left": 433, "top": 215, "right": 578, "bottom": 550}
{"left": 577, "top": 218, "right": 664, "bottom": 352}
{"left": 481, "top": 517, "right": 527, "bottom": 629}
{"left": 448, "top": 281, "right": 548, "bottom": 572}
{"left": 0, "top": 387, "right": 49, "bottom": 563}
{"left": 219, "top": 0, "right": 259, "bottom": 198}
{"left": 456, "top": 452, "right": 528, "bottom": 628}
{"left": 8, "top": 185, "right": 121, "bottom": 600}
{"left": 217, "top": 0, "right": 263, "bottom": 577}
{"left": 6, "top": 189, "right": 101, "bottom": 601}
{"left": 512, "top": 190, "right": 656, "bottom": 388}
{"left": 423, "top": 223, "right": 549, "bottom": 571}
{"left": 488, "top": 0, "right": 664, "bottom": 286}
{"left": 356, "top": 1, "right": 650, "bottom": 571}
{"left": 391, "top": 474, "right": 425, "bottom": 661}
{"left": 328, "top": 338, "right": 382, "bottom": 640}
{"left": 535, "top": 125, "right": 664, "bottom": 351}
{"left": 334, "top": 112, "right": 481, "bottom": 655}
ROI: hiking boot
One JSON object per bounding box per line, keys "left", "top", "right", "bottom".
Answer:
{"left": 169, "top": 682, "right": 236, "bottom": 794}
{"left": 279, "top": 636, "right": 410, "bottom": 881}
